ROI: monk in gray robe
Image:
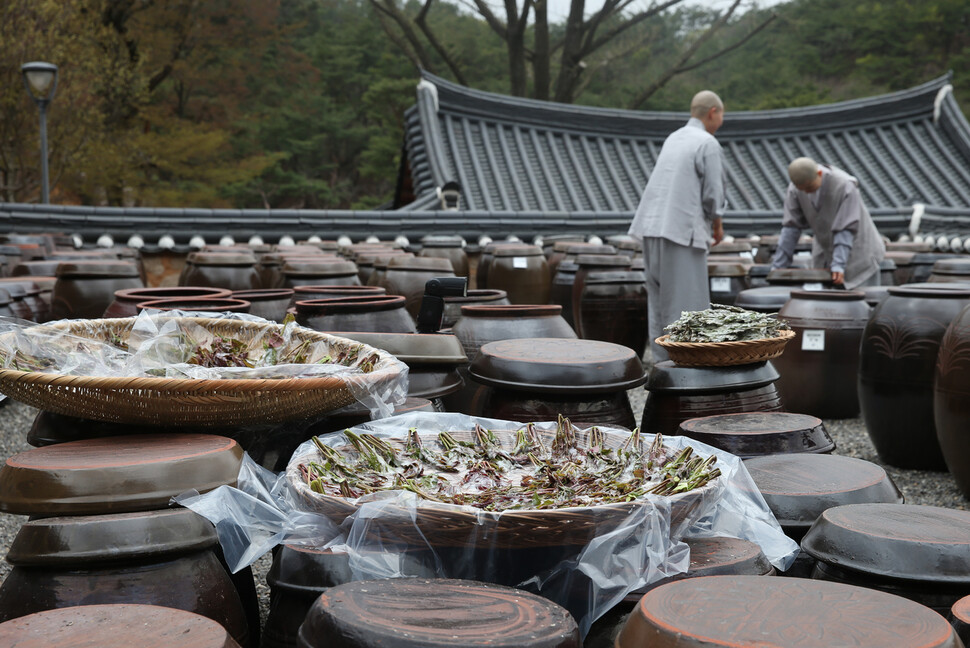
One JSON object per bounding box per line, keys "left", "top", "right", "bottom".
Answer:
{"left": 628, "top": 90, "right": 726, "bottom": 362}
{"left": 771, "top": 157, "right": 885, "bottom": 289}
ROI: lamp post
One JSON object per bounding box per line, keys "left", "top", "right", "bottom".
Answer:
{"left": 20, "top": 61, "right": 59, "bottom": 204}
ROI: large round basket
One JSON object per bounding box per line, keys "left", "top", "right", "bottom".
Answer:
{"left": 287, "top": 427, "right": 717, "bottom": 549}
{"left": 0, "top": 317, "right": 405, "bottom": 427}
{"left": 655, "top": 329, "right": 795, "bottom": 367}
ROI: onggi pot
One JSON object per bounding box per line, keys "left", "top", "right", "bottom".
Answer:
{"left": 934, "top": 303, "right": 970, "bottom": 499}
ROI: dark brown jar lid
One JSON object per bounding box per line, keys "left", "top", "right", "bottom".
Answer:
{"left": 459, "top": 304, "right": 563, "bottom": 318}
{"left": 469, "top": 337, "right": 646, "bottom": 393}
{"left": 295, "top": 294, "right": 406, "bottom": 314}
{"left": 888, "top": 284, "right": 970, "bottom": 298}
{"left": 6, "top": 508, "right": 216, "bottom": 566}
{"left": 617, "top": 575, "right": 961, "bottom": 648}
{"left": 114, "top": 286, "right": 233, "bottom": 302}
{"left": 913, "top": 252, "right": 952, "bottom": 265}
{"left": 800, "top": 503, "right": 970, "bottom": 585}
{"left": 298, "top": 578, "right": 580, "bottom": 648}
{"left": 231, "top": 288, "right": 294, "bottom": 302}
{"left": 293, "top": 285, "right": 386, "bottom": 299}
{"left": 372, "top": 252, "right": 415, "bottom": 269}
{"left": 575, "top": 254, "right": 630, "bottom": 267}
{"left": 443, "top": 288, "right": 508, "bottom": 306}
{"left": 269, "top": 545, "right": 436, "bottom": 593}
{"left": 553, "top": 261, "right": 579, "bottom": 274}
{"left": 1, "top": 274, "right": 56, "bottom": 291}
{"left": 11, "top": 260, "right": 61, "bottom": 276}
{"left": 706, "top": 262, "right": 747, "bottom": 277}
{"left": 884, "top": 250, "right": 916, "bottom": 265}
{"left": 766, "top": 268, "right": 832, "bottom": 284}
{"left": 734, "top": 286, "right": 794, "bottom": 311}
{"left": 137, "top": 297, "right": 251, "bottom": 313}
{"left": 623, "top": 536, "right": 774, "bottom": 603}
{"left": 55, "top": 260, "right": 140, "bottom": 278}
{"left": 0, "top": 604, "right": 241, "bottom": 648}
{"left": 678, "top": 411, "right": 834, "bottom": 458}
{"left": 646, "top": 360, "right": 779, "bottom": 394}
{"left": 329, "top": 331, "right": 467, "bottom": 365}
{"left": 185, "top": 251, "right": 257, "bottom": 266}
{"left": 551, "top": 240, "right": 596, "bottom": 253}
{"left": 0, "top": 279, "right": 42, "bottom": 296}
{"left": 387, "top": 256, "right": 454, "bottom": 271}
{"left": 743, "top": 454, "right": 902, "bottom": 538}
{"left": 0, "top": 434, "right": 243, "bottom": 515}
{"left": 584, "top": 270, "right": 644, "bottom": 285}
{"left": 710, "top": 241, "right": 753, "bottom": 254}
{"left": 563, "top": 243, "right": 616, "bottom": 255}
{"left": 787, "top": 288, "right": 866, "bottom": 302}
{"left": 282, "top": 260, "right": 358, "bottom": 276}
{"left": 952, "top": 595, "right": 970, "bottom": 645}
{"left": 492, "top": 245, "right": 543, "bottom": 258}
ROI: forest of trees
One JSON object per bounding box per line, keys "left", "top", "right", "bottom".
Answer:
{"left": 1, "top": 0, "right": 968, "bottom": 209}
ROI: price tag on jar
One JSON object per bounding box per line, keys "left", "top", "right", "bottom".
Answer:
{"left": 512, "top": 256, "right": 528, "bottom": 269}
{"left": 802, "top": 329, "right": 825, "bottom": 351}
{"left": 710, "top": 277, "right": 731, "bottom": 293}
{"left": 802, "top": 282, "right": 824, "bottom": 291}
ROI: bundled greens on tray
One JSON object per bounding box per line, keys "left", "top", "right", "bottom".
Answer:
{"left": 664, "top": 304, "right": 789, "bottom": 343}
{"left": 298, "top": 416, "right": 720, "bottom": 511}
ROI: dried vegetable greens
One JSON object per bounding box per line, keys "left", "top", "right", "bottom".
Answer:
{"left": 299, "top": 417, "right": 720, "bottom": 511}
{"left": 664, "top": 304, "right": 789, "bottom": 343}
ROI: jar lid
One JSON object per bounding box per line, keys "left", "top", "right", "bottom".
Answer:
{"left": 554, "top": 260, "right": 579, "bottom": 274}
{"left": 733, "top": 286, "right": 794, "bottom": 311}
{"left": 0, "top": 434, "right": 243, "bottom": 515}
{"left": 786, "top": 289, "right": 866, "bottom": 301}
{"left": 6, "top": 508, "right": 217, "bottom": 566}
{"left": 0, "top": 282, "right": 26, "bottom": 299}
{"left": 282, "top": 260, "right": 358, "bottom": 276}
{"left": 912, "top": 252, "right": 951, "bottom": 264}
{"left": 387, "top": 256, "right": 454, "bottom": 271}
{"left": 55, "top": 261, "right": 140, "bottom": 278}
{"left": 646, "top": 360, "right": 779, "bottom": 393}
{"left": 766, "top": 268, "right": 832, "bottom": 284}
{"left": 707, "top": 262, "right": 747, "bottom": 277}
{"left": 299, "top": 578, "right": 579, "bottom": 648}
{"left": 137, "top": 297, "right": 251, "bottom": 313}
{"left": 931, "top": 257, "right": 970, "bottom": 275}
{"left": 11, "top": 260, "right": 61, "bottom": 276}
{"left": 748, "top": 264, "right": 771, "bottom": 278}
{"left": 231, "top": 288, "right": 294, "bottom": 302}
{"left": 0, "top": 288, "right": 10, "bottom": 305}
{"left": 114, "top": 286, "right": 233, "bottom": 302}
{"left": 269, "top": 544, "right": 436, "bottom": 592}
{"left": 888, "top": 284, "right": 970, "bottom": 298}
{"left": 459, "top": 304, "right": 563, "bottom": 319}
{"left": 583, "top": 270, "right": 645, "bottom": 285}
{"left": 707, "top": 254, "right": 754, "bottom": 266}
{"left": 294, "top": 294, "right": 407, "bottom": 314}
{"left": 186, "top": 251, "right": 257, "bottom": 266}
{"left": 469, "top": 337, "right": 646, "bottom": 393}
{"left": 575, "top": 254, "right": 630, "bottom": 267}
{"left": 678, "top": 411, "right": 834, "bottom": 458}
{"left": 884, "top": 251, "right": 915, "bottom": 265}
{"left": 292, "top": 285, "right": 386, "bottom": 299}
{"left": 744, "top": 454, "right": 902, "bottom": 535}
{"left": 710, "top": 241, "right": 753, "bottom": 254}
{"left": 801, "top": 503, "right": 970, "bottom": 584}
{"left": 0, "top": 280, "right": 42, "bottom": 296}
{"left": 493, "top": 245, "right": 543, "bottom": 257}
{"left": 563, "top": 243, "right": 616, "bottom": 255}
{"left": 879, "top": 258, "right": 897, "bottom": 270}
{"left": 443, "top": 289, "right": 508, "bottom": 306}
{"left": 329, "top": 331, "right": 467, "bottom": 365}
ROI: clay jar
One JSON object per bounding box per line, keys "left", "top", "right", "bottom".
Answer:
{"left": 571, "top": 254, "right": 631, "bottom": 336}
{"left": 0, "top": 245, "right": 22, "bottom": 276}
{"left": 0, "top": 288, "right": 14, "bottom": 318}
{"left": 180, "top": 252, "right": 260, "bottom": 291}
{"left": 934, "top": 303, "right": 970, "bottom": 499}
{"left": 51, "top": 261, "right": 143, "bottom": 319}
{"left": 909, "top": 252, "right": 951, "bottom": 283}
{"left": 707, "top": 261, "right": 749, "bottom": 306}
{"left": 441, "top": 289, "right": 510, "bottom": 329}
{"left": 0, "top": 509, "right": 251, "bottom": 647}
{"left": 419, "top": 235, "right": 469, "bottom": 278}
{"left": 451, "top": 304, "right": 577, "bottom": 360}
{"left": 136, "top": 297, "right": 252, "bottom": 314}
{"left": 879, "top": 258, "right": 898, "bottom": 285}
{"left": 365, "top": 252, "right": 414, "bottom": 288}
{"left": 468, "top": 337, "right": 645, "bottom": 429}
{"left": 640, "top": 361, "right": 783, "bottom": 437}
{"left": 256, "top": 253, "right": 286, "bottom": 289}
{"left": 12, "top": 260, "right": 64, "bottom": 277}
{"left": 281, "top": 260, "right": 360, "bottom": 288}
{"left": 486, "top": 244, "right": 551, "bottom": 304}
{"left": 293, "top": 295, "right": 416, "bottom": 334}
{"left": 766, "top": 267, "right": 833, "bottom": 290}
{"left": 286, "top": 285, "right": 387, "bottom": 312}
{"left": 546, "top": 242, "right": 616, "bottom": 281}
{"left": 231, "top": 289, "right": 294, "bottom": 323}
{"left": 858, "top": 284, "right": 970, "bottom": 470}
{"left": 927, "top": 257, "right": 970, "bottom": 283}
{"left": 772, "top": 289, "right": 871, "bottom": 419}
{"left": 0, "top": 280, "right": 48, "bottom": 322}
{"left": 104, "top": 287, "right": 233, "bottom": 318}
{"left": 476, "top": 242, "right": 523, "bottom": 289}
{"left": 380, "top": 256, "right": 455, "bottom": 319}
{"left": 550, "top": 261, "right": 580, "bottom": 328}
{"left": 576, "top": 269, "right": 647, "bottom": 357}
{"left": 733, "top": 286, "right": 795, "bottom": 315}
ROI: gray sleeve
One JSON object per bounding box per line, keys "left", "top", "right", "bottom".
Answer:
{"left": 831, "top": 229, "right": 855, "bottom": 274}
{"left": 698, "top": 140, "right": 726, "bottom": 222}
{"left": 771, "top": 225, "right": 801, "bottom": 270}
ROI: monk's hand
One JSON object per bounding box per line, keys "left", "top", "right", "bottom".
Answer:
{"left": 712, "top": 219, "right": 724, "bottom": 245}
{"left": 831, "top": 271, "right": 845, "bottom": 285}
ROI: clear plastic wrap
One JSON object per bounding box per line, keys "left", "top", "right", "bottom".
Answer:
{"left": 0, "top": 310, "right": 408, "bottom": 419}
{"left": 175, "top": 412, "right": 798, "bottom": 636}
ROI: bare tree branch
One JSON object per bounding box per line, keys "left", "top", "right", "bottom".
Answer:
{"left": 585, "top": 0, "right": 683, "bottom": 55}
{"left": 369, "top": 0, "right": 436, "bottom": 71}
{"left": 470, "top": 0, "right": 508, "bottom": 39}
{"left": 371, "top": 4, "right": 428, "bottom": 72}
{"left": 674, "top": 11, "right": 776, "bottom": 74}
{"left": 415, "top": 0, "right": 468, "bottom": 84}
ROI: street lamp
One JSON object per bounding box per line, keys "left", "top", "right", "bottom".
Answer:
{"left": 20, "top": 61, "right": 59, "bottom": 204}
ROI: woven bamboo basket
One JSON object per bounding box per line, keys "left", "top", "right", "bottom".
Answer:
{"left": 287, "top": 427, "right": 716, "bottom": 549}
{"left": 655, "top": 329, "right": 796, "bottom": 367}
{"left": 0, "top": 317, "right": 404, "bottom": 427}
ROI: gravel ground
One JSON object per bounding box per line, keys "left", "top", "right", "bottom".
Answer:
{"left": 0, "top": 389, "right": 965, "bottom": 637}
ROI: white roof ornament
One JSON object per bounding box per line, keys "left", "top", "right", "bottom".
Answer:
{"left": 158, "top": 235, "right": 176, "bottom": 250}
{"left": 248, "top": 235, "right": 264, "bottom": 246}
{"left": 188, "top": 235, "right": 206, "bottom": 249}
{"left": 307, "top": 235, "right": 322, "bottom": 243}
{"left": 909, "top": 203, "right": 925, "bottom": 237}
{"left": 417, "top": 79, "right": 439, "bottom": 113}
{"left": 96, "top": 234, "right": 114, "bottom": 248}
{"left": 278, "top": 235, "right": 296, "bottom": 247}
{"left": 127, "top": 235, "right": 145, "bottom": 249}
{"left": 219, "top": 236, "right": 235, "bottom": 247}
{"left": 933, "top": 84, "right": 953, "bottom": 124}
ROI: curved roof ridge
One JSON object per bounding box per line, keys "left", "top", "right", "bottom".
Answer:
{"left": 420, "top": 70, "right": 954, "bottom": 137}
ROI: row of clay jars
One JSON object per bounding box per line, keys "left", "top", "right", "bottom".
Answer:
{"left": 0, "top": 278, "right": 52, "bottom": 322}
{"left": 935, "top": 302, "right": 970, "bottom": 500}
{"left": 476, "top": 244, "right": 550, "bottom": 304}
{"left": 51, "top": 260, "right": 144, "bottom": 319}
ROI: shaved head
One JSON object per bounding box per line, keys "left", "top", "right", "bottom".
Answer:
{"left": 788, "top": 157, "right": 820, "bottom": 185}
{"left": 690, "top": 90, "right": 723, "bottom": 118}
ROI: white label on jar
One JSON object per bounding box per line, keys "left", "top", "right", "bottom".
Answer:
{"left": 802, "top": 282, "right": 824, "bottom": 291}
{"left": 795, "top": 251, "right": 812, "bottom": 259}
{"left": 751, "top": 246, "right": 759, "bottom": 257}
{"left": 802, "top": 329, "right": 825, "bottom": 351}
{"left": 741, "top": 251, "right": 754, "bottom": 260}
{"left": 512, "top": 256, "right": 528, "bottom": 269}
{"left": 710, "top": 277, "right": 731, "bottom": 293}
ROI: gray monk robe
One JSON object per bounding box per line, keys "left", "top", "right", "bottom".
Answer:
{"left": 772, "top": 165, "right": 885, "bottom": 289}
{"left": 629, "top": 117, "right": 726, "bottom": 362}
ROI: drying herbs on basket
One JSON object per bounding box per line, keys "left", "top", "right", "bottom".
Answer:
{"left": 299, "top": 417, "right": 720, "bottom": 511}
{"left": 664, "top": 304, "right": 790, "bottom": 343}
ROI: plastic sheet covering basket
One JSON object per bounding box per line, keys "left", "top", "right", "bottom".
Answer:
{"left": 655, "top": 329, "right": 795, "bottom": 367}
{"left": 0, "top": 315, "right": 407, "bottom": 427}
